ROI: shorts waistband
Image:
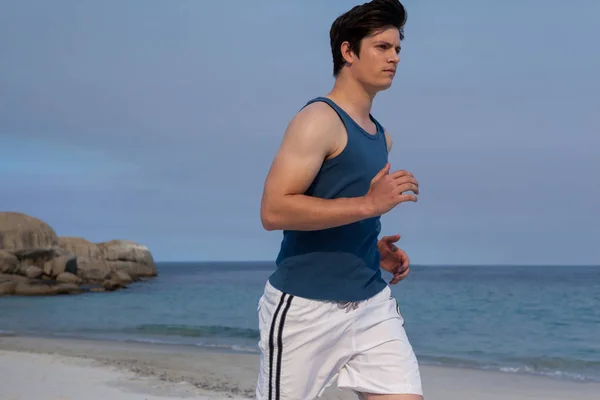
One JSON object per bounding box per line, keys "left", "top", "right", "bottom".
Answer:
{"left": 264, "top": 280, "right": 391, "bottom": 309}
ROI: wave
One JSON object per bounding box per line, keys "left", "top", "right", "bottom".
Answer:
{"left": 497, "top": 355, "right": 600, "bottom": 382}
{"left": 118, "top": 324, "right": 260, "bottom": 339}
{"left": 419, "top": 354, "right": 600, "bottom": 383}
{"left": 117, "top": 336, "right": 260, "bottom": 354}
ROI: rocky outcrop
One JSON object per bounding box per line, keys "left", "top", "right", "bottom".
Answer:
{"left": 0, "top": 211, "right": 157, "bottom": 296}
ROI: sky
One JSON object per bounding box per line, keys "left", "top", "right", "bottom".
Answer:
{"left": 1, "top": 0, "right": 598, "bottom": 265}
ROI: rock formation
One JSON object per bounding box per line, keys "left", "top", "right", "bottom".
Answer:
{"left": 0, "top": 211, "right": 157, "bottom": 296}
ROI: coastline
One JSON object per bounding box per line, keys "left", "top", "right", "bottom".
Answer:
{"left": 1, "top": 334, "right": 599, "bottom": 400}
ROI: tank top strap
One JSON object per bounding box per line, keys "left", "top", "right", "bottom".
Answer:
{"left": 302, "top": 96, "right": 355, "bottom": 131}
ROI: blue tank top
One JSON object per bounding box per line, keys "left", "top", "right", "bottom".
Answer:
{"left": 268, "top": 97, "right": 389, "bottom": 302}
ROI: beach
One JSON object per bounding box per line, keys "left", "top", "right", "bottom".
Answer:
{"left": 1, "top": 335, "right": 599, "bottom": 400}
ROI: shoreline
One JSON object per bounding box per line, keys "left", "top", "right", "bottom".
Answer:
{"left": 1, "top": 335, "right": 599, "bottom": 400}
{"left": 2, "top": 330, "right": 597, "bottom": 384}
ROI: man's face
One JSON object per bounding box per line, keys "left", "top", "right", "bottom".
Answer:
{"left": 347, "top": 27, "right": 401, "bottom": 92}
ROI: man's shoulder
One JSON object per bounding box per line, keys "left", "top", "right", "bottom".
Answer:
{"left": 286, "top": 99, "right": 342, "bottom": 137}
{"left": 280, "top": 99, "right": 344, "bottom": 153}
{"left": 294, "top": 99, "right": 341, "bottom": 124}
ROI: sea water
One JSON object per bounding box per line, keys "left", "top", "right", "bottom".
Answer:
{"left": 1, "top": 262, "right": 598, "bottom": 383}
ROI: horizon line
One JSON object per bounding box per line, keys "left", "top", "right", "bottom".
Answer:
{"left": 153, "top": 260, "right": 600, "bottom": 267}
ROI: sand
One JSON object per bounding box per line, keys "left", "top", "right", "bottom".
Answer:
{"left": 0, "top": 335, "right": 598, "bottom": 400}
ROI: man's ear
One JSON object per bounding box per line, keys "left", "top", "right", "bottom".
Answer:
{"left": 340, "top": 41, "right": 356, "bottom": 65}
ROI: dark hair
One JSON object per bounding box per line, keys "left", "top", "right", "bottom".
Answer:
{"left": 329, "top": 0, "right": 407, "bottom": 76}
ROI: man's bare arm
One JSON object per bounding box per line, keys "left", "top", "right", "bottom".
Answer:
{"left": 260, "top": 103, "right": 377, "bottom": 231}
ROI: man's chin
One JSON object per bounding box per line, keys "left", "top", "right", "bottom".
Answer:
{"left": 371, "top": 80, "right": 394, "bottom": 93}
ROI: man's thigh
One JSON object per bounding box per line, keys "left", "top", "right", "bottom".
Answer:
{"left": 338, "top": 336, "right": 423, "bottom": 398}
{"left": 255, "top": 281, "right": 354, "bottom": 400}
{"left": 337, "top": 288, "right": 423, "bottom": 398}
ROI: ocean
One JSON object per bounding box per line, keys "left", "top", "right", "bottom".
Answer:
{"left": 1, "top": 262, "right": 599, "bottom": 383}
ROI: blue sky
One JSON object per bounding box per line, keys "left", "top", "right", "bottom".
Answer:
{"left": 1, "top": 0, "right": 598, "bottom": 265}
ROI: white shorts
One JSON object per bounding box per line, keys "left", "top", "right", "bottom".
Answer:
{"left": 255, "top": 280, "right": 422, "bottom": 399}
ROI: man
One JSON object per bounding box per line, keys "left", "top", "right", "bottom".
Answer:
{"left": 257, "top": 1, "right": 422, "bottom": 399}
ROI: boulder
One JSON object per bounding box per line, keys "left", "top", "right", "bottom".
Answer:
{"left": 0, "top": 212, "right": 59, "bottom": 251}
{"left": 23, "top": 265, "right": 43, "bottom": 279}
{"left": 103, "top": 279, "right": 127, "bottom": 291}
{"left": 55, "top": 282, "right": 83, "bottom": 295}
{"left": 112, "top": 270, "right": 133, "bottom": 284}
{"left": 75, "top": 258, "right": 112, "bottom": 282}
{"left": 0, "top": 273, "right": 29, "bottom": 283}
{"left": 101, "top": 240, "right": 156, "bottom": 274}
{"left": 59, "top": 237, "right": 105, "bottom": 259}
{"left": 56, "top": 272, "right": 83, "bottom": 284}
{"left": 43, "top": 254, "right": 77, "bottom": 277}
{"left": 13, "top": 282, "right": 59, "bottom": 296}
{"left": 0, "top": 250, "right": 18, "bottom": 274}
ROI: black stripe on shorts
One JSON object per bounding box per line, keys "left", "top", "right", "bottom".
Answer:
{"left": 268, "top": 292, "right": 294, "bottom": 400}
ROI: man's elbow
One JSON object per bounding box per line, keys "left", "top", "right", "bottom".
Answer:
{"left": 260, "top": 205, "right": 280, "bottom": 231}
{"left": 261, "top": 214, "right": 278, "bottom": 231}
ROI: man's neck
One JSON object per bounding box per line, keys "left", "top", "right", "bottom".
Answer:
{"left": 326, "top": 72, "right": 375, "bottom": 122}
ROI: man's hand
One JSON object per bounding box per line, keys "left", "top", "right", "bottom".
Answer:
{"left": 378, "top": 234, "right": 410, "bottom": 284}
{"left": 365, "top": 163, "right": 419, "bottom": 217}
